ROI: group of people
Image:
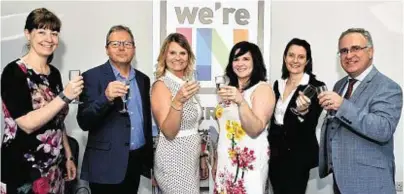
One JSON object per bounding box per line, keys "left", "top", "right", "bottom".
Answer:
{"left": 1, "top": 7, "right": 402, "bottom": 194}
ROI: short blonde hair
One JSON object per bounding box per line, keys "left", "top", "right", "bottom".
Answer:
{"left": 155, "top": 33, "right": 196, "bottom": 79}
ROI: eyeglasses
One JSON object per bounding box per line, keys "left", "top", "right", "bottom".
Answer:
{"left": 338, "top": 45, "right": 368, "bottom": 56}
{"left": 107, "top": 41, "right": 135, "bottom": 49}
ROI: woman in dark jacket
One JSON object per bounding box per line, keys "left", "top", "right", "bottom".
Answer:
{"left": 268, "top": 38, "right": 325, "bottom": 194}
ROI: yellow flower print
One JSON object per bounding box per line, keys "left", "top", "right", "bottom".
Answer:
{"left": 231, "top": 121, "right": 240, "bottom": 129}
{"left": 225, "top": 121, "right": 234, "bottom": 133}
{"left": 226, "top": 133, "right": 232, "bottom": 140}
{"left": 235, "top": 126, "right": 246, "bottom": 138}
{"left": 228, "top": 148, "right": 237, "bottom": 159}
{"left": 225, "top": 120, "right": 246, "bottom": 141}
{"left": 215, "top": 105, "right": 224, "bottom": 119}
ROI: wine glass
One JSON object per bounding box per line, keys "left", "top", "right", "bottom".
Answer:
{"left": 185, "top": 71, "right": 199, "bottom": 104}
{"left": 68, "top": 70, "right": 82, "bottom": 104}
{"left": 316, "top": 85, "right": 335, "bottom": 119}
{"left": 290, "top": 84, "right": 317, "bottom": 115}
{"left": 119, "top": 80, "right": 130, "bottom": 113}
{"left": 215, "top": 75, "right": 230, "bottom": 106}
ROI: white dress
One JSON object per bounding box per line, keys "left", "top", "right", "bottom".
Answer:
{"left": 154, "top": 71, "right": 203, "bottom": 194}
{"left": 214, "top": 82, "right": 270, "bottom": 194}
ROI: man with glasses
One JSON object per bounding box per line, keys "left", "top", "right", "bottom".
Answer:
{"left": 317, "top": 28, "right": 402, "bottom": 194}
{"left": 77, "top": 25, "right": 153, "bottom": 194}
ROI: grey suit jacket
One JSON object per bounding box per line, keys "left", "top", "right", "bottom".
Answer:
{"left": 319, "top": 67, "right": 402, "bottom": 194}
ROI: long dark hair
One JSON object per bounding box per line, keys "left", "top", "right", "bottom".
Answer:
{"left": 225, "top": 41, "right": 267, "bottom": 91}
{"left": 24, "top": 8, "right": 61, "bottom": 64}
{"left": 281, "top": 38, "right": 314, "bottom": 79}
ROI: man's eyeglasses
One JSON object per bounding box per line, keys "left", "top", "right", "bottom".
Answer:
{"left": 338, "top": 45, "right": 368, "bottom": 56}
{"left": 107, "top": 41, "right": 135, "bottom": 49}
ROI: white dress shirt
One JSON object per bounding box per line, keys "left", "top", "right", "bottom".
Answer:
{"left": 274, "top": 73, "right": 310, "bottom": 125}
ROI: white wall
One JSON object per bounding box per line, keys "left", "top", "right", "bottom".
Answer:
{"left": 269, "top": 1, "right": 403, "bottom": 193}
{"left": 1, "top": 1, "right": 403, "bottom": 194}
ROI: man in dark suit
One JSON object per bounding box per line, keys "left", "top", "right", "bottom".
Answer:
{"left": 77, "top": 25, "right": 152, "bottom": 194}
{"left": 318, "top": 28, "right": 402, "bottom": 194}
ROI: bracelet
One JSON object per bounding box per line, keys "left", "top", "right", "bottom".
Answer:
{"left": 170, "top": 102, "right": 182, "bottom": 111}
{"left": 58, "top": 92, "right": 73, "bottom": 104}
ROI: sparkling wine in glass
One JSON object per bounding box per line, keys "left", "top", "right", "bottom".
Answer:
{"left": 316, "top": 85, "right": 335, "bottom": 119}
{"left": 215, "top": 75, "right": 230, "bottom": 105}
{"left": 68, "top": 70, "right": 82, "bottom": 104}
{"left": 290, "top": 84, "right": 317, "bottom": 115}
{"left": 186, "top": 71, "right": 200, "bottom": 104}
{"left": 119, "top": 80, "right": 130, "bottom": 113}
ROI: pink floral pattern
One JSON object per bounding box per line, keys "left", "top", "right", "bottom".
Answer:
{"left": 36, "top": 129, "right": 63, "bottom": 156}
{"left": 2, "top": 59, "right": 68, "bottom": 194}
{"left": 215, "top": 120, "right": 256, "bottom": 193}
{"left": 214, "top": 168, "right": 247, "bottom": 194}
{"left": 2, "top": 103, "right": 17, "bottom": 144}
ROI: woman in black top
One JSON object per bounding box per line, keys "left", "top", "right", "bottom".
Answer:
{"left": 1, "top": 8, "right": 83, "bottom": 194}
{"left": 268, "top": 38, "right": 325, "bottom": 194}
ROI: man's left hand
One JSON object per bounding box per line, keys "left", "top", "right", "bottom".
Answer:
{"left": 318, "top": 91, "right": 343, "bottom": 111}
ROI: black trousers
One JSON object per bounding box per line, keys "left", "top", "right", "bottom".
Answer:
{"left": 90, "top": 148, "right": 144, "bottom": 194}
{"left": 269, "top": 154, "right": 310, "bottom": 194}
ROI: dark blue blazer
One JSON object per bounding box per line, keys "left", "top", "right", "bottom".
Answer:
{"left": 77, "top": 61, "right": 152, "bottom": 184}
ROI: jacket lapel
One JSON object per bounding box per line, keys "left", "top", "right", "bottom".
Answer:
{"left": 134, "top": 70, "right": 149, "bottom": 137}
{"left": 101, "top": 61, "right": 122, "bottom": 107}
{"left": 101, "top": 61, "right": 117, "bottom": 84}
{"left": 349, "top": 67, "right": 378, "bottom": 103}
{"left": 135, "top": 70, "right": 145, "bottom": 103}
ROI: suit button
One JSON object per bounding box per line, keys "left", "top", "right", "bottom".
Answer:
{"left": 331, "top": 127, "right": 335, "bottom": 130}
{"left": 124, "top": 142, "right": 129, "bottom": 146}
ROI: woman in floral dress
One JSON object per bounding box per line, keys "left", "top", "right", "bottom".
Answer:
{"left": 212, "top": 41, "right": 276, "bottom": 194}
{"left": 1, "top": 8, "right": 84, "bottom": 194}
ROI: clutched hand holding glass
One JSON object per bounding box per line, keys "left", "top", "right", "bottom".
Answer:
{"left": 215, "top": 75, "right": 230, "bottom": 106}
{"left": 290, "top": 84, "right": 316, "bottom": 115}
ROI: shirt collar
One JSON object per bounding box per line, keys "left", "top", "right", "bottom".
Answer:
{"left": 278, "top": 73, "right": 310, "bottom": 98}
{"left": 279, "top": 72, "right": 310, "bottom": 86}
{"left": 164, "top": 70, "right": 185, "bottom": 84}
{"left": 348, "top": 64, "right": 373, "bottom": 82}
{"left": 109, "top": 61, "right": 136, "bottom": 81}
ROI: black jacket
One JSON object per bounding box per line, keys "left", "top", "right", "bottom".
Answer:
{"left": 268, "top": 74, "right": 324, "bottom": 169}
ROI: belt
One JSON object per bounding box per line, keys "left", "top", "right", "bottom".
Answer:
{"left": 159, "top": 129, "right": 198, "bottom": 138}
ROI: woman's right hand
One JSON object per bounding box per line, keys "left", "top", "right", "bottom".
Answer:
{"left": 172, "top": 80, "right": 200, "bottom": 105}
{"left": 63, "top": 76, "right": 84, "bottom": 100}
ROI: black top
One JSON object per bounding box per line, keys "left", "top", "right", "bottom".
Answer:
{"left": 1, "top": 59, "right": 68, "bottom": 193}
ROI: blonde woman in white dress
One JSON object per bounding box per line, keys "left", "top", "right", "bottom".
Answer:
{"left": 151, "top": 33, "right": 208, "bottom": 194}
{"left": 212, "top": 41, "right": 276, "bottom": 194}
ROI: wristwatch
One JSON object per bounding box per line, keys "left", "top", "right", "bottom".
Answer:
{"left": 58, "top": 92, "right": 73, "bottom": 104}
{"left": 66, "top": 156, "right": 75, "bottom": 162}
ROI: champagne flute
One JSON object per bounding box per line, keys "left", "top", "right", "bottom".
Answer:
{"left": 317, "top": 85, "right": 335, "bottom": 119}
{"left": 68, "top": 70, "right": 82, "bottom": 104}
{"left": 119, "top": 79, "right": 130, "bottom": 113}
{"left": 185, "top": 71, "right": 199, "bottom": 104}
{"left": 215, "top": 75, "right": 230, "bottom": 106}
{"left": 290, "top": 84, "right": 317, "bottom": 115}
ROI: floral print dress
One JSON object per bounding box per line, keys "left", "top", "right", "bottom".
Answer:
{"left": 214, "top": 82, "right": 270, "bottom": 194}
{"left": 1, "top": 59, "right": 68, "bottom": 194}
